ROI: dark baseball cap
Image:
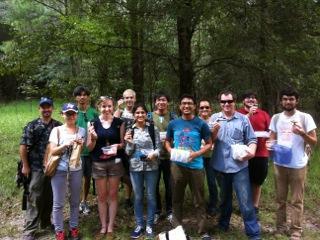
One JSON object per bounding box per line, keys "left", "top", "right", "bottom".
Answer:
{"left": 61, "top": 102, "right": 78, "bottom": 113}
{"left": 39, "top": 97, "right": 53, "bottom": 106}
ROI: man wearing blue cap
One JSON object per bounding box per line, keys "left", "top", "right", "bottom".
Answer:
{"left": 20, "top": 97, "right": 61, "bottom": 240}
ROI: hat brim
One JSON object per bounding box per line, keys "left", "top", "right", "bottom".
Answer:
{"left": 39, "top": 101, "right": 53, "bottom": 106}
{"left": 62, "top": 109, "right": 78, "bottom": 113}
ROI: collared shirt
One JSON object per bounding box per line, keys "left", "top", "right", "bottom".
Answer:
{"left": 20, "top": 118, "right": 62, "bottom": 171}
{"left": 125, "top": 122, "right": 161, "bottom": 172}
{"left": 76, "top": 106, "right": 99, "bottom": 156}
{"left": 210, "top": 111, "right": 257, "bottom": 173}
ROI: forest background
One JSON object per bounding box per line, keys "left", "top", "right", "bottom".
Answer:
{"left": 1, "top": 0, "right": 320, "bottom": 119}
{"left": 1, "top": 1, "right": 320, "bottom": 239}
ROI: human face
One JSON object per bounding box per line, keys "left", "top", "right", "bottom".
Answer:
{"left": 75, "top": 91, "right": 90, "bottom": 106}
{"left": 62, "top": 111, "right": 77, "bottom": 123}
{"left": 281, "top": 95, "right": 298, "bottom": 112}
{"left": 123, "top": 92, "right": 136, "bottom": 108}
{"left": 243, "top": 95, "right": 258, "bottom": 109}
{"left": 198, "top": 101, "right": 212, "bottom": 119}
{"left": 99, "top": 99, "right": 114, "bottom": 116}
{"left": 155, "top": 96, "right": 168, "bottom": 111}
{"left": 180, "top": 98, "right": 195, "bottom": 116}
{"left": 220, "top": 94, "right": 235, "bottom": 115}
{"left": 134, "top": 107, "right": 147, "bottom": 124}
{"left": 39, "top": 104, "right": 53, "bottom": 119}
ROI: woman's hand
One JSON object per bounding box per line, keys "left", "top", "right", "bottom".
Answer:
{"left": 124, "top": 129, "right": 133, "bottom": 143}
{"left": 88, "top": 125, "right": 98, "bottom": 140}
{"left": 147, "top": 152, "right": 157, "bottom": 161}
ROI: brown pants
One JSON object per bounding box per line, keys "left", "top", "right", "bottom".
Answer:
{"left": 274, "top": 165, "right": 307, "bottom": 235}
{"left": 171, "top": 163, "right": 207, "bottom": 234}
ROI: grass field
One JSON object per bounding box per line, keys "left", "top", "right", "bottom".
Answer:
{"left": 0, "top": 101, "right": 319, "bottom": 239}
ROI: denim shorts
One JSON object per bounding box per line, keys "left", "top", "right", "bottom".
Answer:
{"left": 92, "top": 159, "right": 124, "bottom": 179}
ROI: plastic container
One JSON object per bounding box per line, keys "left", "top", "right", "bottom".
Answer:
{"left": 101, "top": 145, "right": 117, "bottom": 155}
{"left": 271, "top": 144, "right": 292, "bottom": 165}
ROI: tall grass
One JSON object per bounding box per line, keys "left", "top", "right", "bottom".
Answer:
{"left": 0, "top": 101, "right": 319, "bottom": 239}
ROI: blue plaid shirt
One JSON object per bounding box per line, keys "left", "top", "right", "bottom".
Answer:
{"left": 209, "top": 112, "right": 257, "bottom": 173}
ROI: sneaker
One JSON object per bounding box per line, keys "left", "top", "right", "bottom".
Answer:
{"left": 154, "top": 213, "right": 160, "bottom": 224}
{"left": 69, "top": 228, "right": 80, "bottom": 240}
{"left": 80, "top": 202, "right": 90, "bottom": 215}
{"left": 201, "top": 233, "right": 212, "bottom": 240}
{"left": 145, "top": 225, "right": 154, "bottom": 239}
{"left": 55, "top": 231, "right": 65, "bottom": 240}
{"left": 130, "top": 225, "right": 144, "bottom": 239}
{"left": 166, "top": 213, "right": 173, "bottom": 223}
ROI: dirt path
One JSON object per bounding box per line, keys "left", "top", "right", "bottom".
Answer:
{"left": 1, "top": 199, "right": 319, "bottom": 239}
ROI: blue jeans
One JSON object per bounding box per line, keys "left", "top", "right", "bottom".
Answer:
{"left": 204, "top": 158, "right": 219, "bottom": 213}
{"left": 216, "top": 167, "right": 261, "bottom": 240}
{"left": 130, "top": 170, "right": 159, "bottom": 227}
{"left": 51, "top": 170, "right": 82, "bottom": 232}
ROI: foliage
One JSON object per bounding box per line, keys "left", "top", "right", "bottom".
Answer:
{"left": 0, "top": 1, "right": 319, "bottom": 114}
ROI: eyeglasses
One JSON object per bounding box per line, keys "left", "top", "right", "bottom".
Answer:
{"left": 220, "top": 100, "right": 234, "bottom": 104}
{"left": 199, "top": 106, "right": 210, "bottom": 110}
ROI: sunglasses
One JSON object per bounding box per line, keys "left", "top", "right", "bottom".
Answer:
{"left": 220, "top": 100, "right": 234, "bottom": 104}
{"left": 65, "top": 111, "right": 77, "bottom": 116}
{"left": 199, "top": 106, "right": 210, "bottom": 110}
{"left": 100, "top": 96, "right": 113, "bottom": 100}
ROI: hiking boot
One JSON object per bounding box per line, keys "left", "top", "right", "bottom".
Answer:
{"left": 69, "top": 227, "right": 80, "bottom": 240}
{"left": 55, "top": 231, "right": 65, "bottom": 240}
{"left": 145, "top": 225, "right": 154, "bottom": 239}
{"left": 79, "top": 202, "right": 90, "bottom": 215}
{"left": 130, "top": 225, "right": 144, "bottom": 239}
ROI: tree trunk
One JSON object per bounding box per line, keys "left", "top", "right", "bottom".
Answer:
{"left": 177, "top": 3, "right": 194, "bottom": 97}
{"left": 129, "top": 0, "right": 145, "bottom": 102}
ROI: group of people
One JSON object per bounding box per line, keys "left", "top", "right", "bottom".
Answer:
{"left": 20, "top": 86, "right": 317, "bottom": 240}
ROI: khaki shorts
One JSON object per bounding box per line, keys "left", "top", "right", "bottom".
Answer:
{"left": 92, "top": 158, "right": 124, "bottom": 179}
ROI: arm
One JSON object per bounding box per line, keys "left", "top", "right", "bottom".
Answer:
{"left": 87, "top": 122, "right": 98, "bottom": 151}
{"left": 148, "top": 126, "right": 161, "bottom": 160}
{"left": 19, "top": 144, "right": 30, "bottom": 177}
{"left": 292, "top": 124, "right": 317, "bottom": 146}
{"left": 189, "top": 138, "right": 212, "bottom": 161}
{"left": 117, "top": 122, "right": 125, "bottom": 150}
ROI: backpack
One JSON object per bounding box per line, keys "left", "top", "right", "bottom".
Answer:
{"left": 129, "top": 122, "right": 156, "bottom": 150}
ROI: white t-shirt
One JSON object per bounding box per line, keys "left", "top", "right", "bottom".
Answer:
{"left": 49, "top": 125, "right": 86, "bottom": 171}
{"left": 269, "top": 110, "right": 316, "bottom": 168}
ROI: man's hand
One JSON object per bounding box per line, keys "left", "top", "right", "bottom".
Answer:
{"left": 22, "top": 163, "right": 31, "bottom": 177}
{"left": 188, "top": 151, "right": 198, "bottom": 162}
{"left": 292, "top": 122, "right": 305, "bottom": 136}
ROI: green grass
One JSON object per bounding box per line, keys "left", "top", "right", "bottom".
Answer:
{"left": 0, "top": 101, "right": 320, "bottom": 239}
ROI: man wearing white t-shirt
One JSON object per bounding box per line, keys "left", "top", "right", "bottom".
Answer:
{"left": 268, "top": 88, "right": 317, "bottom": 240}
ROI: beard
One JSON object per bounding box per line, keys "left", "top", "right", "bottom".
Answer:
{"left": 282, "top": 105, "right": 295, "bottom": 111}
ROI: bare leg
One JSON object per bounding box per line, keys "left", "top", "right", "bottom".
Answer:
{"left": 107, "top": 176, "right": 121, "bottom": 233}
{"left": 252, "top": 183, "right": 262, "bottom": 208}
{"left": 96, "top": 178, "right": 108, "bottom": 233}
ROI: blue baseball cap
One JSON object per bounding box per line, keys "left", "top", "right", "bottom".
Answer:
{"left": 39, "top": 97, "right": 53, "bottom": 106}
{"left": 61, "top": 103, "right": 78, "bottom": 113}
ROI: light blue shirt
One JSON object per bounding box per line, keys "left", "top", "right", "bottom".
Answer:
{"left": 210, "top": 112, "right": 257, "bottom": 173}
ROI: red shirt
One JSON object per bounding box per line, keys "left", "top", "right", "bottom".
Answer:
{"left": 237, "top": 108, "right": 271, "bottom": 157}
